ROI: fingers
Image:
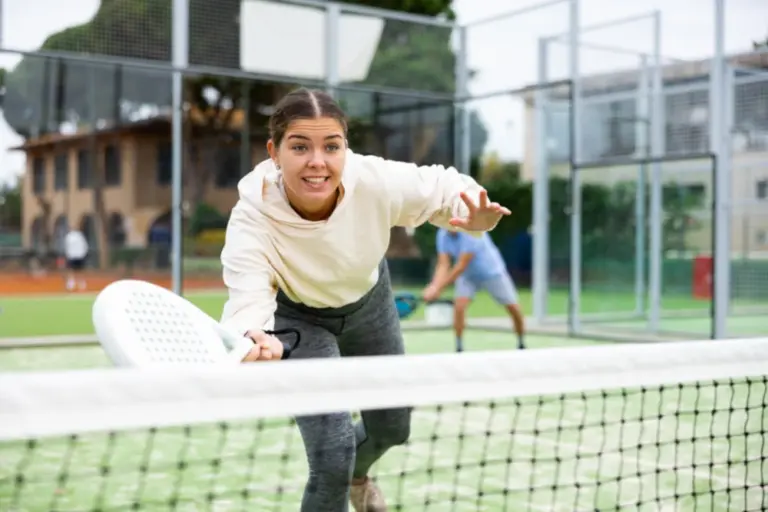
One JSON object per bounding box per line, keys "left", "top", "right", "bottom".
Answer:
{"left": 242, "top": 344, "right": 262, "bottom": 362}
{"left": 462, "top": 190, "right": 511, "bottom": 217}
{"left": 478, "top": 189, "right": 489, "bottom": 209}
{"left": 243, "top": 330, "right": 282, "bottom": 362}
{"left": 488, "top": 202, "right": 512, "bottom": 216}
{"left": 459, "top": 192, "right": 478, "bottom": 214}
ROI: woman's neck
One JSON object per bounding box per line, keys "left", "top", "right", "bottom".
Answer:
{"left": 285, "top": 187, "right": 341, "bottom": 222}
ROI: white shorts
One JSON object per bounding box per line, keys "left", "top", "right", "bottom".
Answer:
{"left": 455, "top": 273, "right": 519, "bottom": 305}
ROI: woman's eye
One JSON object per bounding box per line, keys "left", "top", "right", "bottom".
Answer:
{"left": 292, "top": 145, "right": 307, "bottom": 152}
{"left": 326, "top": 144, "right": 340, "bottom": 152}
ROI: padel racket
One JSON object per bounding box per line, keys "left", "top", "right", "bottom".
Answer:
{"left": 92, "top": 279, "right": 300, "bottom": 367}
{"left": 394, "top": 291, "right": 453, "bottom": 320}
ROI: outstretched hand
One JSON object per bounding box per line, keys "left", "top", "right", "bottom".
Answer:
{"left": 449, "top": 190, "right": 511, "bottom": 232}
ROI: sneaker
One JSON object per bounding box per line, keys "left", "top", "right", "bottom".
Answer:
{"left": 350, "top": 477, "right": 387, "bottom": 512}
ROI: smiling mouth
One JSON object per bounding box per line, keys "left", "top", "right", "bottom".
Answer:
{"left": 302, "top": 177, "right": 329, "bottom": 184}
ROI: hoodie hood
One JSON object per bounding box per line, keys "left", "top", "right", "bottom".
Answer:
{"left": 236, "top": 152, "right": 356, "bottom": 229}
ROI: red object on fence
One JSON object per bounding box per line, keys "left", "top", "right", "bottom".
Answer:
{"left": 692, "top": 255, "right": 713, "bottom": 300}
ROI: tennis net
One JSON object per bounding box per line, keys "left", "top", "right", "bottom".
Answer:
{"left": 1, "top": 338, "right": 766, "bottom": 511}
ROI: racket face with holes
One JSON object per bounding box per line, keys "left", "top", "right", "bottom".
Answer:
{"left": 92, "top": 279, "right": 245, "bottom": 367}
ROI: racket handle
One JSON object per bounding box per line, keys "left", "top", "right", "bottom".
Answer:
{"left": 228, "top": 336, "right": 256, "bottom": 363}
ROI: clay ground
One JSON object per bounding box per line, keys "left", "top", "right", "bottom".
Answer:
{"left": 0, "top": 270, "right": 224, "bottom": 296}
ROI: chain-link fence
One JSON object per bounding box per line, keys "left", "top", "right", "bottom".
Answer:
{"left": 6, "top": 0, "right": 765, "bottom": 341}
{"left": 530, "top": 8, "right": 768, "bottom": 341}
{"left": 0, "top": 0, "right": 577, "bottom": 299}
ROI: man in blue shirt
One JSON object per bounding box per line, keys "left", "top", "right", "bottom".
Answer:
{"left": 423, "top": 228, "right": 525, "bottom": 351}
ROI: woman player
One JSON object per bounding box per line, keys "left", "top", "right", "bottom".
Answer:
{"left": 219, "top": 88, "right": 509, "bottom": 512}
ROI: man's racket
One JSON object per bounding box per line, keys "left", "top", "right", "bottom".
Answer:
{"left": 394, "top": 291, "right": 453, "bottom": 320}
{"left": 92, "top": 279, "right": 300, "bottom": 367}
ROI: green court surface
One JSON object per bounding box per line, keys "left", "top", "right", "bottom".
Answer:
{"left": 1, "top": 330, "right": 763, "bottom": 511}
{"left": 1, "top": 287, "right": 764, "bottom": 511}
{"left": 0, "top": 286, "right": 721, "bottom": 339}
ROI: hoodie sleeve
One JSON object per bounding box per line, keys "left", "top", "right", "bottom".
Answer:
{"left": 361, "top": 154, "right": 495, "bottom": 233}
{"left": 219, "top": 201, "right": 278, "bottom": 335}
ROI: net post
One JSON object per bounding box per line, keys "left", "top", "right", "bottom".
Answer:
{"left": 454, "top": 24, "right": 470, "bottom": 174}
{"left": 647, "top": 10, "right": 664, "bottom": 333}
{"left": 710, "top": 0, "right": 729, "bottom": 339}
{"left": 532, "top": 37, "right": 550, "bottom": 325}
{"left": 568, "top": 0, "right": 581, "bottom": 334}
{"left": 171, "top": 0, "right": 189, "bottom": 296}
{"left": 324, "top": 2, "right": 341, "bottom": 97}
{"left": 635, "top": 55, "right": 650, "bottom": 318}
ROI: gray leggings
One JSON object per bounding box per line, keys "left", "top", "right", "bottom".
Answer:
{"left": 274, "top": 260, "right": 411, "bottom": 512}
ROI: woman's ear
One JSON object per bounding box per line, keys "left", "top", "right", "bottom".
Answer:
{"left": 266, "top": 139, "right": 277, "bottom": 161}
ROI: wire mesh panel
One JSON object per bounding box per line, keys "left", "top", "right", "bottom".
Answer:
{"left": 1, "top": 338, "right": 766, "bottom": 511}
{"left": 570, "top": 156, "right": 716, "bottom": 341}
{"left": 1, "top": 0, "right": 173, "bottom": 62}
{"left": 464, "top": 1, "right": 572, "bottom": 98}
{"left": 728, "top": 162, "right": 768, "bottom": 337}
{"left": 334, "top": 4, "right": 456, "bottom": 95}
{"left": 726, "top": 70, "right": 768, "bottom": 337}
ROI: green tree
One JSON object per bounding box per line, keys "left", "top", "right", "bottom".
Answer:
{"left": 0, "top": 183, "right": 22, "bottom": 234}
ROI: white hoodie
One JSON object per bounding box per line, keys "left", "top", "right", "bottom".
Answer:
{"left": 219, "top": 150, "right": 492, "bottom": 335}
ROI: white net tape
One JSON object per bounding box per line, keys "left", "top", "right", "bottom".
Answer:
{"left": 2, "top": 337, "right": 767, "bottom": 441}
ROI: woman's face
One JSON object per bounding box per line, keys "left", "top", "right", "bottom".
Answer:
{"left": 268, "top": 117, "right": 347, "bottom": 220}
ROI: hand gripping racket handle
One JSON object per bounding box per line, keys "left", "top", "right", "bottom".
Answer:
{"left": 263, "top": 328, "right": 302, "bottom": 359}
{"left": 216, "top": 324, "right": 301, "bottom": 363}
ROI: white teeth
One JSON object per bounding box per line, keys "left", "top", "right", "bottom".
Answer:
{"left": 304, "top": 177, "right": 327, "bottom": 184}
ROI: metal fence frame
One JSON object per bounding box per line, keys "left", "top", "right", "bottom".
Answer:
{"left": 4, "top": 0, "right": 754, "bottom": 342}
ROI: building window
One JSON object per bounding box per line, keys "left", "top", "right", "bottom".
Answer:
{"left": 756, "top": 229, "right": 767, "bottom": 246}
{"left": 546, "top": 104, "right": 571, "bottom": 163}
{"left": 108, "top": 212, "right": 127, "bottom": 247}
{"left": 664, "top": 87, "right": 709, "bottom": 155}
{"left": 757, "top": 180, "right": 768, "bottom": 200}
{"left": 157, "top": 142, "right": 172, "bottom": 186}
{"left": 53, "top": 215, "right": 68, "bottom": 255}
{"left": 215, "top": 146, "right": 242, "bottom": 188}
{"left": 32, "top": 157, "right": 45, "bottom": 194}
{"left": 733, "top": 78, "right": 768, "bottom": 152}
{"left": 104, "top": 144, "right": 121, "bottom": 186}
{"left": 54, "top": 154, "right": 68, "bottom": 191}
{"left": 580, "top": 98, "right": 637, "bottom": 161}
{"left": 77, "top": 149, "right": 91, "bottom": 189}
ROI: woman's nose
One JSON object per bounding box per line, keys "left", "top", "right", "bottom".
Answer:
{"left": 307, "top": 150, "right": 326, "bottom": 167}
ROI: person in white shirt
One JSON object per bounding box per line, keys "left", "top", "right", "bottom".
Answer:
{"left": 220, "top": 87, "right": 509, "bottom": 512}
{"left": 64, "top": 228, "right": 89, "bottom": 291}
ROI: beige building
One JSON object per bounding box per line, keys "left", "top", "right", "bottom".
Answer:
{"left": 17, "top": 111, "right": 268, "bottom": 265}
{"left": 521, "top": 50, "right": 768, "bottom": 257}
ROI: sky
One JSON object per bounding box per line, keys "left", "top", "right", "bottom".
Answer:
{"left": 0, "top": 0, "right": 767, "bottom": 185}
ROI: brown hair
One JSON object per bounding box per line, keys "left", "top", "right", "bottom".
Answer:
{"left": 268, "top": 87, "right": 348, "bottom": 147}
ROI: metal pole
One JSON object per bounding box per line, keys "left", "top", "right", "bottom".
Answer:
{"left": 635, "top": 55, "right": 649, "bottom": 317}
{"left": 711, "top": 0, "right": 729, "bottom": 339}
{"left": 532, "top": 37, "right": 550, "bottom": 326}
{"left": 325, "top": 2, "right": 341, "bottom": 97}
{"left": 568, "top": 0, "right": 581, "bottom": 334}
{"left": 457, "top": 26, "right": 471, "bottom": 175}
{"left": 453, "top": 25, "right": 469, "bottom": 173}
{"left": 647, "top": 11, "right": 663, "bottom": 332}
{"left": 171, "top": 0, "right": 189, "bottom": 296}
